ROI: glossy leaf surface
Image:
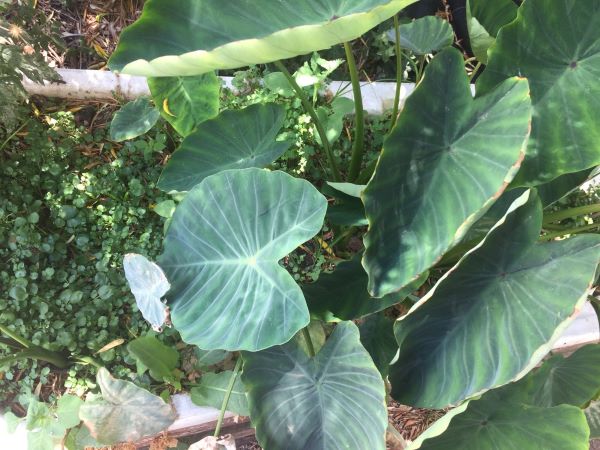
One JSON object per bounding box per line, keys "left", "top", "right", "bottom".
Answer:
{"left": 390, "top": 190, "right": 600, "bottom": 408}
{"left": 123, "top": 254, "right": 170, "bottom": 332}
{"left": 536, "top": 169, "right": 594, "bottom": 206}
{"left": 522, "top": 344, "right": 600, "bottom": 408}
{"left": 467, "top": 0, "right": 517, "bottom": 64}
{"left": 303, "top": 254, "right": 427, "bottom": 322}
{"left": 363, "top": 48, "right": 531, "bottom": 297}
{"left": 191, "top": 370, "right": 249, "bottom": 416}
{"left": 409, "top": 346, "right": 599, "bottom": 449}
{"left": 79, "top": 368, "right": 175, "bottom": 445}
{"left": 109, "top": 0, "right": 418, "bottom": 76}
{"left": 409, "top": 391, "right": 589, "bottom": 450}
{"left": 159, "top": 168, "right": 327, "bottom": 351}
{"left": 158, "top": 104, "right": 292, "bottom": 192}
{"left": 109, "top": 98, "right": 160, "bottom": 142}
{"left": 242, "top": 322, "right": 387, "bottom": 450}
{"left": 388, "top": 16, "right": 454, "bottom": 54}
{"left": 478, "top": 0, "right": 600, "bottom": 185}
{"left": 148, "top": 73, "right": 220, "bottom": 136}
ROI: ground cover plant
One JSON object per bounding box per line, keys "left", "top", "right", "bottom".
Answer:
{"left": 3, "top": 0, "right": 600, "bottom": 449}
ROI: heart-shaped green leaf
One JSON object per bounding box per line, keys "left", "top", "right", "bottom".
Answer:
{"left": 148, "top": 73, "right": 220, "bottom": 137}
{"left": 79, "top": 368, "right": 175, "bottom": 445}
{"left": 388, "top": 16, "right": 454, "bottom": 55}
{"left": 409, "top": 344, "right": 599, "bottom": 449}
{"left": 467, "top": 0, "right": 517, "bottom": 64}
{"left": 408, "top": 390, "right": 589, "bottom": 450}
{"left": 127, "top": 335, "right": 179, "bottom": 383}
{"left": 123, "top": 254, "right": 170, "bottom": 332}
{"left": 520, "top": 344, "right": 600, "bottom": 408}
{"left": 363, "top": 48, "right": 532, "bottom": 297}
{"left": 191, "top": 370, "right": 249, "bottom": 416}
{"left": 242, "top": 322, "right": 387, "bottom": 450}
{"left": 157, "top": 104, "right": 293, "bottom": 192}
{"left": 303, "top": 253, "right": 428, "bottom": 322}
{"left": 477, "top": 0, "right": 600, "bottom": 186}
{"left": 109, "top": 0, "right": 418, "bottom": 76}
{"left": 159, "top": 168, "right": 327, "bottom": 351}
{"left": 390, "top": 190, "right": 600, "bottom": 408}
{"left": 109, "top": 98, "right": 160, "bottom": 142}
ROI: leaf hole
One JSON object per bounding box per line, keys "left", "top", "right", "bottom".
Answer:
{"left": 569, "top": 61, "right": 578, "bottom": 69}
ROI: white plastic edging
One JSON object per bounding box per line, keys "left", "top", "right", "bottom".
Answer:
{"left": 23, "top": 68, "right": 422, "bottom": 115}
{"left": 168, "top": 394, "right": 231, "bottom": 432}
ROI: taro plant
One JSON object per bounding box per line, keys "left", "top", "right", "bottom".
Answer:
{"left": 74, "top": 0, "right": 600, "bottom": 448}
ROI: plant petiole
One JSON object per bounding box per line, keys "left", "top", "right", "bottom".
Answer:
{"left": 302, "top": 327, "right": 316, "bottom": 358}
{"left": 542, "top": 203, "right": 600, "bottom": 225}
{"left": 214, "top": 357, "right": 243, "bottom": 438}
{"left": 390, "top": 14, "right": 402, "bottom": 132}
{"left": 344, "top": 42, "right": 365, "bottom": 182}
{"left": 273, "top": 60, "right": 342, "bottom": 182}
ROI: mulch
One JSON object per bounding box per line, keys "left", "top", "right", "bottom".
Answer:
{"left": 38, "top": 0, "right": 143, "bottom": 70}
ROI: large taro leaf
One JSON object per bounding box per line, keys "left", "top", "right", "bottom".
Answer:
{"left": 407, "top": 390, "right": 590, "bottom": 450}
{"left": 241, "top": 322, "right": 387, "bottom": 450}
{"left": 123, "top": 254, "right": 170, "bottom": 332}
{"left": 362, "top": 48, "right": 531, "bottom": 297}
{"left": 79, "top": 368, "right": 175, "bottom": 445}
{"left": 191, "top": 370, "right": 249, "bottom": 416}
{"left": 303, "top": 253, "right": 428, "bottom": 322}
{"left": 388, "top": 16, "right": 454, "bottom": 55}
{"left": 521, "top": 344, "right": 600, "bottom": 408}
{"left": 408, "top": 346, "right": 599, "bottom": 449}
{"left": 477, "top": 0, "right": 600, "bottom": 186}
{"left": 389, "top": 190, "right": 600, "bottom": 409}
{"left": 109, "top": 98, "right": 160, "bottom": 142}
{"left": 109, "top": 0, "right": 419, "bottom": 77}
{"left": 157, "top": 104, "right": 293, "bottom": 192}
{"left": 158, "top": 168, "right": 327, "bottom": 351}
{"left": 467, "top": 0, "right": 517, "bottom": 64}
{"left": 148, "top": 73, "right": 220, "bottom": 137}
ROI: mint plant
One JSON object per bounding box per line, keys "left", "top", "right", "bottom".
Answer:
{"left": 76, "top": 0, "right": 600, "bottom": 448}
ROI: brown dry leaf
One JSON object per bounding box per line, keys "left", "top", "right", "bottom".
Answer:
{"left": 149, "top": 433, "right": 178, "bottom": 450}
{"left": 95, "top": 338, "right": 125, "bottom": 354}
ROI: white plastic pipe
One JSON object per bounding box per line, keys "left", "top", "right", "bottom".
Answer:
{"left": 23, "top": 68, "right": 419, "bottom": 114}
{"left": 22, "top": 69, "right": 149, "bottom": 101}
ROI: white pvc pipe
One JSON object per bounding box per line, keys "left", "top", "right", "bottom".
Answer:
{"left": 23, "top": 69, "right": 149, "bottom": 101}
{"left": 23, "top": 69, "right": 419, "bottom": 114}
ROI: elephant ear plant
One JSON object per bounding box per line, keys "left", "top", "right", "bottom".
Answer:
{"left": 74, "top": 0, "right": 600, "bottom": 448}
